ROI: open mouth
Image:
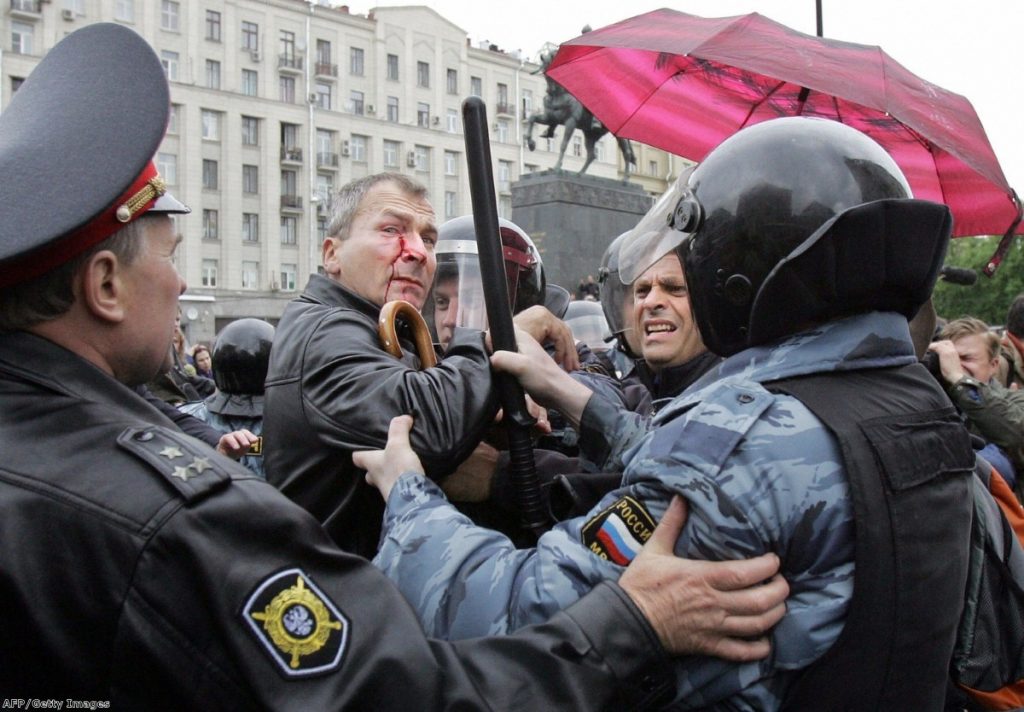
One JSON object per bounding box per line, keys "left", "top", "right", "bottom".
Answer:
{"left": 645, "top": 322, "right": 676, "bottom": 335}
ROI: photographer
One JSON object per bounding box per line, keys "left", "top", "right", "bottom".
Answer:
{"left": 927, "top": 317, "right": 1024, "bottom": 489}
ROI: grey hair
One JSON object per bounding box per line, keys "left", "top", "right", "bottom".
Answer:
{"left": 0, "top": 218, "right": 147, "bottom": 331}
{"left": 325, "top": 172, "right": 428, "bottom": 239}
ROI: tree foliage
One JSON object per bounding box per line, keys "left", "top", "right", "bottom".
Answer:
{"left": 933, "top": 235, "right": 1024, "bottom": 327}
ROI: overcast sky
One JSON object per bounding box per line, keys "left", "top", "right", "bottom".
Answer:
{"left": 356, "top": 0, "right": 1023, "bottom": 196}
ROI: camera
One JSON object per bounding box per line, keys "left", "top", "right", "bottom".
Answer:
{"left": 920, "top": 350, "right": 944, "bottom": 383}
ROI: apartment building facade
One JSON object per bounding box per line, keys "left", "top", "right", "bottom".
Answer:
{"left": 2, "top": 0, "right": 673, "bottom": 342}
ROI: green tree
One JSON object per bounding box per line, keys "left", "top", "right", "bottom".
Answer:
{"left": 933, "top": 236, "right": 1024, "bottom": 326}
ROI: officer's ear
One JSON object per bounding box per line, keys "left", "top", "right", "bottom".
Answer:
{"left": 78, "top": 249, "right": 127, "bottom": 324}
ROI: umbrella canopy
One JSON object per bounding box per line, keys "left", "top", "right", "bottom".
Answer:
{"left": 547, "top": 8, "right": 1022, "bottom": 247}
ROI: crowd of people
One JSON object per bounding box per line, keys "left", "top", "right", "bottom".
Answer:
{"left": 3, "top": 21, "right": 1024, "bottom": 711}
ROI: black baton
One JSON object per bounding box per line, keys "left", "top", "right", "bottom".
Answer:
{"left": 461, "top": 96, "right": 549, "bottom": 537}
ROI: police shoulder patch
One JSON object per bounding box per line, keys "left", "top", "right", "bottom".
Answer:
{"left": 243, "top": 568, "right": 349, "bottom": 677}
{"left": 581, "top": 495, "right": 656, "bottom": 566}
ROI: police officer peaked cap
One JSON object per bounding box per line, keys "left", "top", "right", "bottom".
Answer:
{"left": 0, "top": 23, "right": 189, "bottom": 289}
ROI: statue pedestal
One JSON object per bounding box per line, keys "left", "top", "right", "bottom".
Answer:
{"left": 511, "top": 170, "right": 652, "bottom": 294}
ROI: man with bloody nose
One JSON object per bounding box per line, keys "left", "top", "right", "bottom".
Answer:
{"left": 265, "top": 173, "right": 536, "bottom": 557}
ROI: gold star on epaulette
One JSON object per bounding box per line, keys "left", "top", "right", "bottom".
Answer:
{"left": 172, "top": 465, "right": 195, "bottom": 481}
{"left": 191, "top": 457, "right": 212, "bottom": 474}
{"left": 160, "top": 446, "right": 184, "bottom": 460}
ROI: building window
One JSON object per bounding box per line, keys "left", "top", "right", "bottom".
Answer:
{"left": 63, "top": 0, "right": 84, "bottom": 15}
{"left": 648, "top": 160, "right": 658, "bottom": 177}
{"left": 202, "top": 209, "right": 219, "bottom": 239}
{"left": 161, "top": 51, "right": 180, "bottom": 81}
{"left": 281, "top": 216, "right": 297, "bottom": 245}
{"left": 201, "top": 259, "right": 218, "bottom": 287}
{"left": 446, "top": 109, "right": 458, "bottom": 134}
{"left": 167, "top": 104, "right": 180, "bottom": 134}
{"left": 316, "top": 129, "right": 333, "bottom": 161}
{"left": 281, "top": 123, "right": 299, "bottom": 151}
{"left": 572, "top": 134, "right": 583, "bottom": 157}
{"left": 11, "top": 23, "right": 34, "bottom": 55}
{"left": 157, "top": 153, "right": 177, "bottom": 184}
{"left": 279, "top": 30, "right": 296, "bottom": 62}
{"left": 498, "top": 160, "right": 512, "bottom": 191}
{"left": 241, "top": 69, "right": 258, "bottom": 96}
{"left": 350, "top": 47, "right": 364, "bottom": 76}
{"left": 317, "top": 39, "right": 332, "bottom": 65}
{"left": 160, "top": 1, "right": 179, "bottom": 31}
{"left": 281, "top": 169, "right": 297, "bottom": 200}
{"left": 470, "top": 76, "right": 482, "bottom": 97}
{"left": 315, "top": 82, "right": 332, "bottom": 110}
{"left": 241, "top": 260, "right": 260, "bottom": 289}
{"left": 205, "top": 10, "right": 221, "bottom": 41}
{"left": 522, "top": 89, "right": 533, "bottom": 119}
{"left": 242, "top": 215, "right": 259, "bottom": 243}
{"left": 383, "top": 140, "right": 399, "bottom": 168}
{"left": 242, "top": 165, "right": 259, "bottom": 194}
{"left": 279, "top": 76, "right": 295, "bottom": 103}
{"left": 417, "top": 61, "right": 430, "bottom": 88}
{"left": 496, "top": 119, "right": 510, "bottom": 144}
{"left": 281, "top": 264, "right": 298, "bottom": 291}
{"left": 414, "top": 145, "right": 430, "bottom": 172}
{"left": 317, "top": 217, "right": 328, "bottom": 241}
{"left": 499, "top": 195, "right": 512, "bottom": 220}
{"left": 241, "top": 116, "right": 260, "bottom": 145}
{"left": 201, "top": 110, "right": 221, "bottom": 140}
{"left": 350, "top": 134, "right": 367, "bottom": 162}
{"left": 386, "top": 53, "right": 399, "bottom": 81}
{"left": 446, "top": 68, "right": 458, "bottom": 95}
{"left": 241, "top": 21, "right": 259, "bottom": 51}
{"left": 205, "top": 60, "right": 221, "bottom": 90}
{"left": 386, "top": 96, "right": 399, "bottom": 123}
{"left": 349, "top": 90, "right": 364, "bottom": 116}
{"left": 417, "top": 102, "right": 430, "bottom": 128}
{"left": 497, "top": 83, "right": 509, "bottom": 107}
{"left": 114, "top": 0, "right": 134, "bottom": 22}
{"left": 202, "top": 160, "right": 218, "bottom": 189}
{"left": 444, "top": 191, "right": 457, "bottom": 219}
{"left": 444, "top": 151, "right": 457, "bottom": 176}
{"left": 316, "top": 173, "right": 334, "bottom": 205}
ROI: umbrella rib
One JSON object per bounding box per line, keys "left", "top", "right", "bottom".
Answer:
{"left": 738, "top": 79, "right": 790, "bottom": 129}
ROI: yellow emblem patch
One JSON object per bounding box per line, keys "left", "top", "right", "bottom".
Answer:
{"left": 243, "top": 569, "right": 348, "bottom": 676}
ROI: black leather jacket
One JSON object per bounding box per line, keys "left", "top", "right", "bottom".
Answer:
{"left": 264, "top": 275, "right": 499, "bottom": 556}
{"left": 0, "top": 330, "right": 672, "bottom": 709}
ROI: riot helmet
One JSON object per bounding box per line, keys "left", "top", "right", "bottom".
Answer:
{"left": 212, "top": 318, "right": 275, "bottom": 395}
{"left": 598, "top": 231, "right": 640, "bottom": 358}
{"left": 621, "top": 117, "right": 950, "bottom": 356}
{"left": 428, "top": 215, "right": 545, "bottom": 349}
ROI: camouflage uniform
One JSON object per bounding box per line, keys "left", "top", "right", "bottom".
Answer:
{"left": 375, "top": 312, "right": 921, "bottom": 708}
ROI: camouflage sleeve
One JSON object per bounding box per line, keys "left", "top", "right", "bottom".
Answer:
{"left": 576, "top": 391, "right": 654, "bottom": 472}
{"left": 373, "top": 473, "right": 625, "bottom": 639}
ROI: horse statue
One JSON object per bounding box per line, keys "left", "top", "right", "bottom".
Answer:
{"left": 525, "top": 48, "right": 637, "bottom": 179}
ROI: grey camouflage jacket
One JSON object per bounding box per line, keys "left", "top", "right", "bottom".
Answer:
{"left": 375, "top": 311, "right": 919, "bottom": 709}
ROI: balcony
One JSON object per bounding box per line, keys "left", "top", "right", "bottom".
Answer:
{"left": 317, "top": 152, "right": 339, "bottom": 169}
{"left": 495, "top": 102, "right": 516, "bottom": 117}
{"left": 10, "top": 0, "right": 41, "bottom": 17}
{"left": 315, "top": 62, "right": 338, "bottom": 79}
{"left": 280, "top": 146, "right": 303, "bottom": 163}
{"left": 280, "top": 195, "right": 303, "bottom": 212}
{"left": 277, "top": 54, "right": 304, "bottom": 74}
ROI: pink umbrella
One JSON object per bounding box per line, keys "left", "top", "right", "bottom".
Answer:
{"left": 547, "top": 9, "right": 1022, "bottom": 272}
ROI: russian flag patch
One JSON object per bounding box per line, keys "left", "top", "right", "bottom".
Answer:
{"left": 581, "top": 495, "right": 656, "bottom": 566}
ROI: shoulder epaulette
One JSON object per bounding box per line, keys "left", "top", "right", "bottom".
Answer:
{"left": 117, "top": 425, "right": 232, "bottom": 502}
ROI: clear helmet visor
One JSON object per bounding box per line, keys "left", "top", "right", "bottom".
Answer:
{"left": 425, "top": 244, "right": 490, "bottom": 351}
{"left": 619, "top": 165, "right": 698, "bottom": 284}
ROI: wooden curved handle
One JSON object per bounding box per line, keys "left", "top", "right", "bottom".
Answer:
{"left": 378, "top": 300, "right": 438, "bottom": 369}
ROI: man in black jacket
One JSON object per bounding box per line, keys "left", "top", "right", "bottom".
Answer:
{"left": 263, "top": 172, "right": 574, "bottom": 556}
{"left": 0, "top": 22, "right": 790, "bottom": 709}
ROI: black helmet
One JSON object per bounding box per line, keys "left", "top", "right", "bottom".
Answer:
{"left": 434, "top": 215, "right": 545, "bottom": 315}
{"left": 621, "top": 117, "right": 951, "bottom": 356}
{"left": 598, "top": 231, "right": 639, "bottom": 358}
{"left": 212, "top": 318, "right": 275, "bottom": 394}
